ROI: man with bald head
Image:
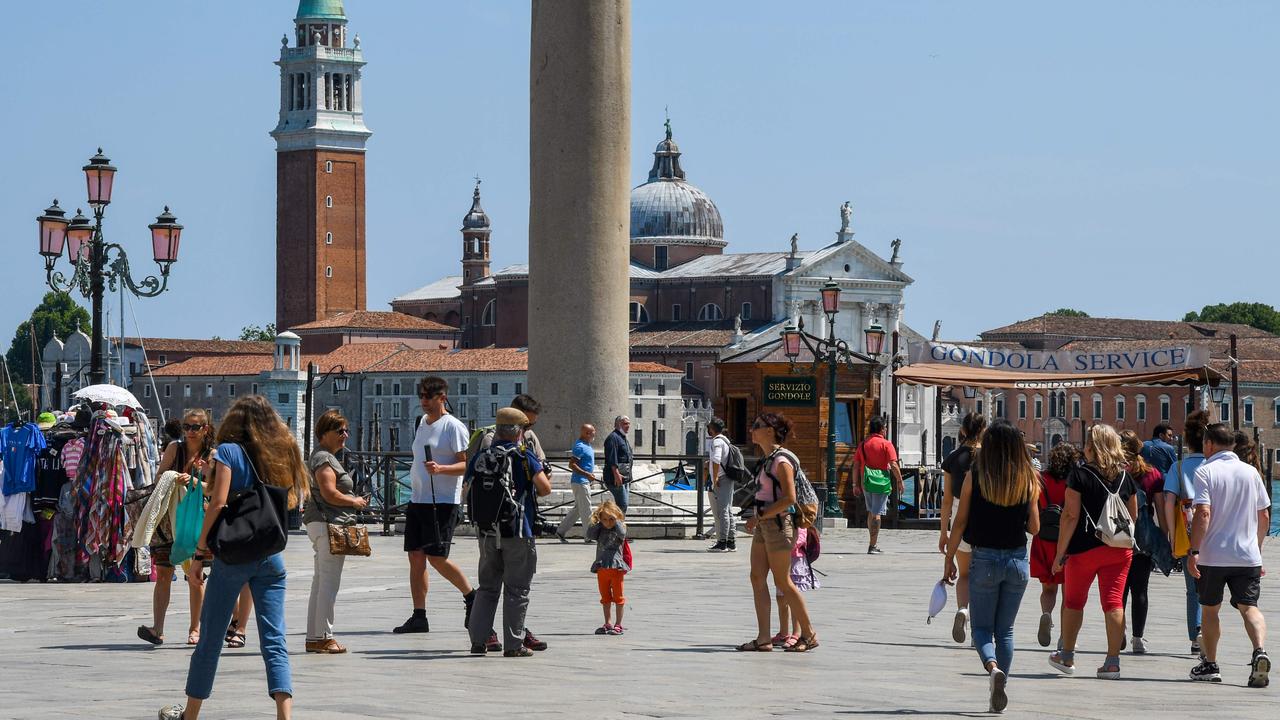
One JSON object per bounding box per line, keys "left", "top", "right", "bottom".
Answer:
{"left": 556, "top": 424, "right": 598, "bottom": 543}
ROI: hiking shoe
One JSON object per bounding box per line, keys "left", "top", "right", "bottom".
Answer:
{"left": 1131, "top": 636, "right": 1147, "bottom": 655}
{"left": 463, "top": 591, "right": 476, "bottom": 629}
{"left": 951, "top": 608, "right": 969, "bottom": 644}
{"left": 393, "top": 614, "right": 429, "bottom": 634}
{"left": 1037, "top": 613, "right": 1053, "bottom": 648}
{"left": 158, "top": 706, "right": 185, "bottom": 720}
{"left": 988, "top": 668, "right": 1008, "bottom": 713}
{"left": 867, "top": 546, "right": 884, "bottom": 555}
{"left": 1189, "top": 660, "right": 1222, "bottom": 682}
{"left": 595, "top": 625, "right": 611, "bottom": 635}
{"left": 485, "top": 632, "right": 502, "bottom": 652}
{"left": 503, "top": 646, "right": 534, "bottom": 658}
{"left": 707, "top": 541, "right": 728, "bottom": 552}
{"left": 523, "top": 630, "right": 548, "bottom": 651}
{"left": 1249, "top": 649, "right": 1271, "bottom": 688}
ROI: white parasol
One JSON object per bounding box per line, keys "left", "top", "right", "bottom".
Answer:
{"left": 72, "top": 383, "right": 144, "bottom": 410}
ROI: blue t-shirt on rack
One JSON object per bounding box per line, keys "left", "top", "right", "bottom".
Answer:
{"left": 2, "top": 423, "right": 48, "bottom": 496}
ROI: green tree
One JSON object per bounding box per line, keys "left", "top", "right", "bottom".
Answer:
{"left": 1183, "top": 303, "right": 1280, "bottom": 335}
{"left": 239, "top": 323, "right": 278, "bottom": 342}
{"left": 1046, "top": 308, "right": 1089, "bottom": 318}
{"left": 4, "top": 292, "right": 92, "bottom": 384}
{"left": 0, "top": 376, "right": 32, "bottom": 421}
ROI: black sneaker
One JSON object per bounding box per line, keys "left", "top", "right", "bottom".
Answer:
{"left": 1189, "top": 660, "right": 1222, "bottom": 682}
{"left": 503, "top": 646, "right": 534, "bottom": 658}
{"left": 470, "top": 643, "right": 487, "bottom": 655}
{"left": 1249, "top": 649, "right": 1271, "bottom": 688}
{"left": 463, "top": 591, "right": 476, "bottom": 629}
{"left": 726, "top": 541, "right": 737, "bottom": 552}
{"left": 707, "top": 541, "right": 728, "bottom": 553}
{"left": 523, "top": 630, "right": 548, "bottom": 651}
{"left": 868, "top": 546, "right": 883, "bottom": 555}
{"left": 393, "top": 614, "right": 429, "bottom": 634}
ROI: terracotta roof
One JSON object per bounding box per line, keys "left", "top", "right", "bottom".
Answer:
{"left": 289, "top": 311, "right": 457, "bottom": 333}
{"left": 148, "top": 355, "right": 275, "bottom": 377}
{"left": 981, "top": 315, "right": 1273, "bottom": 341}
{"left": 627, "top": 362, "right": 683, "bottom": 374}
{"left": 1235, "top": 360, "right": 1280, "bottom": 384}
{"left": 303, "top": 343, "right": 409, "bottom": 373}
{"left": 123, "top": 338, "right": 274, "bottom": 354}
{"left": 367, "top": 348, "right": 532, "bottom": 373}
{"left": 629, "top": 321, "right": 766, "bottom": 349}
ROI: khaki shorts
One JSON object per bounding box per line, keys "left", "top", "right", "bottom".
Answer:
{"left": 754, "top": 513, "right": 796, "bottom": 553}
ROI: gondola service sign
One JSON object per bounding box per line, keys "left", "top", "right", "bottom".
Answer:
{"left": 764, "top": 376, "right": 817, "bottom": 407}
{"left": 908, "top": 342, "right": 1209, "bottom": 374}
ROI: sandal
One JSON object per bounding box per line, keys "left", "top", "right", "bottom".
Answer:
{"left": 783, "top": 635, "right": 799, "bottom": 649}
{"left": 736, "top": 638, "right": 773, "bottom": 652}
{"left": 305, "top": 638, "right": 347, "bottom": 654}
{"left": 224, "top": 620, "right": 246, "bottom": 649}
{"left": 1048, "top": 650, "right": 1076, "bottom": 675}
{"left": 786, "top": 634, "right": 818, "bottom": 652}
{"left": 137, "top": 625, "right": 164, "bottom": 646}
{"left": 186, "top": 630, "right": 199, "bottom": 646}
{"left": 770, "top": 632, "right": 788, "bottom": 647}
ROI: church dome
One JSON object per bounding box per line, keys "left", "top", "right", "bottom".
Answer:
{"left": 296, "top": 0, "right": 345, "bottom": 21}
{"left": 462, "top": 183, "right": 490, "bottom": 231}
{"left": 630, "top": 122, "right": 724, "bottom": 248}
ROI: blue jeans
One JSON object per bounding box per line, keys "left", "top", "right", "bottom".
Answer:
{"left": 185, "top": 553, "right": 292, "bottom": 700}
{"left": 608, "top": 484, "right": 629, "bottom": 513}
{"left": 968, "top": 546, "right": 1030, "bottom": 674}
{"left": 1183, "top": 565, "right": 1202, "bottom": 641}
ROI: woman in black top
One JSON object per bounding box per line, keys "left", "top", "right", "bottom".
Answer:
{"left": 1049, "top": 424, "right": 1138, "bottom": 680}
{"left": 939, "top": 412, "right": 986, "bottom": 644}
{"left": 944, "top": 420, "right": 1039, "bottom": 714}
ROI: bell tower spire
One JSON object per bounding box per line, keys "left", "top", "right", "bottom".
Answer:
{"left": 461, "top": 179, "right": 492, "bottom": 285}
{"left": 272, "top": 0, "right": 372, "bottom": 332}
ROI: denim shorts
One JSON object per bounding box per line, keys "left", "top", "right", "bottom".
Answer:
{"left": 864, "top": 492, "right": 890, "bottom": 517}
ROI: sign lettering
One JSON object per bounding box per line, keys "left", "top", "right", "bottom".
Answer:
{"left": 764, "top": 376, "right": 817, "bottom": 407}
{"left": 909, "top": 342, "right": 1207, "bottom": 374}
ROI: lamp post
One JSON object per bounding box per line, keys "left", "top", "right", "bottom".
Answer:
{"left": 780, "top": 279, "right": 882, "bottom": 519}
{"left": 303, "top": 362, "right": 351, "bottom": 458}
{"left": 38, "top": 149, "right": 183, "bottom": 386}
{"left": 1210, "top": 384, "right": 1228, "bottom": 424}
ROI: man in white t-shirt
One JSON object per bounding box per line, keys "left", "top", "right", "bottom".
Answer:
{"left": 705, "top": 419, "right": 736, "bottom": 552}
{"left": 1186, "top": 423, "right": 1270, "bottom": 687}
{"left": 393, "top": 376, "right": 475, "bottom": 635}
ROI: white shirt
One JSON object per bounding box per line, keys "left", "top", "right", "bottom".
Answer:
{"left": 707, "top": 434, "right": 729, "bottom": 482}
{"left": 1193, "top": 451, "right": 1270, "bottom": 568}
{"left": 409, "top": 414, "right": 470, "bottom": 505}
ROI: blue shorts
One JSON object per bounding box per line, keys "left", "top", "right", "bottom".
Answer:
{"left": 864, "top": 491, "right": 890, "bottom": 517}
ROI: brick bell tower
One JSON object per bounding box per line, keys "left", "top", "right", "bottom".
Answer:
{"left": 271, "top": 0, "right": 372, "bottom": 332}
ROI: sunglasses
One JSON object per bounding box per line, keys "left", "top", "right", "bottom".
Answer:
{"left": 182, "top": 423, "right": 206, "bottom": 432}
{"left": 334, "top": 428, "right": 350, "bottom": 436}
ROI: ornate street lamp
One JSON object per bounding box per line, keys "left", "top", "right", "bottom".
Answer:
{"left": 779, "top": 286, "right": 880, "bottom": 520}
{"left": 38, "top": 149, "right": 184, "bottom": 386}
{"left": 963, "top": 386, "right": 977, "bottom": 399}
{"left": 303, "top": 362, "right": 351, "bottom": 457}
{"left": 1209, "top": 386, "right": 1227, "bottom": 404}
{"left": 864, "top": 321, "right": 886, "bottom": 357}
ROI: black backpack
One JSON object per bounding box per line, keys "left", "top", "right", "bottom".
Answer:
{"left": 716, "top": 436, "right": 751, "bottom": 487}
{"left": 1037, "top": 476, "right": 1063, "bottom": 542}
{"left": 466, "top": 446, "right": 525, "bottom": 537}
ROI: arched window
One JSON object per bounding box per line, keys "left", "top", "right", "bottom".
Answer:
{"left": 325, "top": 195, "right": 334, "bottom": 208}
{"left": 1017, "top": 393, "right": 1027, "bottom": 420}
{"left": 629, "top": 302, "right": 650, "bottom": 324}
{"left": 1034, "top": 395, "right": 1043, "bottom": 419}
{"left": 1071, "top": 394, "right": 1081, "bottom": 419}
{"left": 1092, "top": 393, "right": 1103, "bottom": 419}
{"left": 1049, "top": 392, "right": 1057, "bottom": 418}
{"left": 1159, "top": 394, "right": 1171, "bottom": 422}
{"left": 698, "top": 303, "right": 723, "bottom": 321}
{"left": 324, "top": 160, "right": 333, "bottom": 173}
{"left": 325, "top": 231, "right": 333, "bottom": 245}
{"left": 740, "top": 302, "right": 752, "bottom": 321}
{"left": 1219, "top": 395, "right": 1231, "bottom": 423}
{"left": 1136, "top": 394, "right": 1147, "bottom": 422}
{"left": 1115, "top": 395, "right": 1126, "bottom": 421}
{"left": 481, "top": 300, "right": 496, "bottom": 327}
{"left": 1243, "top": 397, "right": 1254, "bottom": 425}
{"left": 324, "top": 266, "right": 333, "bottom": 278}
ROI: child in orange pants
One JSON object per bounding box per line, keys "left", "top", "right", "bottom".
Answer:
{"left": 587, "top": 500, "right": 630, "bottom": 635}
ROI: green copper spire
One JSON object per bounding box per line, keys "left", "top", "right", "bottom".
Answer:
{"left": 296, "top": 0, "right": 345, "bottom": 21}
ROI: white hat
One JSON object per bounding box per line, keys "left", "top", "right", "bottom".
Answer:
{"left": 926, "top": 579, "right": 949, "bottom": 624}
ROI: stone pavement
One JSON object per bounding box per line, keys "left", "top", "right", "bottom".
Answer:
{"left": 0, "top": 529, "right": 1275, "bottom": 719}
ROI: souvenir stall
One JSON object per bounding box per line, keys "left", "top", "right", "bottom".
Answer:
{"left": 0, "top": 386, "right": 159, "bottom": 583}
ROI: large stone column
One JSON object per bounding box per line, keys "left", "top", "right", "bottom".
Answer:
{"left": 528, "top": 0, "right": 631, "bottom": 450}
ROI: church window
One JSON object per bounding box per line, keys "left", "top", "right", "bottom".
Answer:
{"left": 698, "top": 303, "right": 723, "bottom": 321}
{"left": 325, "top": 195, "right": 333, "bottom": 208}
{"left": 325, "top": 232, "right": 333, "bottom": 245}
{"left": 671, "top": 304, "right": 681, "bottom": 322}
{"left": 345, "top": 74, "right": 353, "bottom": 111}
{"left": 481, "top": 300, "right": 496, "bottom": 327}
{"left": 306, "top": 72, "right": 314, "bottom": 109}
{"left": 325, "top": 161, "right": 333, "bottom": 174}
{"left": 741, "top": 302, "right": 752, "bottom": 321}
{"left": 325, "top": 266, "right": 333, "bottom": 278}
{"left": 628, "top": 302, "right": 649, "bottom": 324}
{"left": 654, "top": 245, "right": 668, "bottom": 271}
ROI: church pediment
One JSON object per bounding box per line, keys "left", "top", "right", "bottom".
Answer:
{"left": 790, "top": 240, "right": 913, "bottom": 285}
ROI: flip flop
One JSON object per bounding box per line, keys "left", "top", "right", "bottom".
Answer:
{"left": 137, "top": 625, "right": 163, "bottom": 645}
{"left": 186, "top": 630, "right": 200, "bottom": 646}
{"left": 736, "top": 639, "right": 773, "bottom": 652}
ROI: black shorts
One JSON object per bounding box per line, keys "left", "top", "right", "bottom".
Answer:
{"left": 405, "top": 503, "right": 461, "bottom": 558}
{"left": 1197, "top": 565, "right": 1262, "bottom": 608}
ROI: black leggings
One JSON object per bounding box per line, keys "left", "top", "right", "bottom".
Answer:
{"left": 1123, "top": 553, "right": 1153, "bottom": 637}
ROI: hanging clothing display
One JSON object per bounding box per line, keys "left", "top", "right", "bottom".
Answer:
{"left": 2, "top": 422, "right": 47, "bottom": 496}
{"left": 74, "top": 417, "right": 133, "bottom": 568}
{"left": 61, "top": 437, "right": 85, "bottom": 483}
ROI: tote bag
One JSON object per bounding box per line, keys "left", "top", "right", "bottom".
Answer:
{"left": 170, "top": 478, "right": 205, "bottom": 565}
{"left": 208, "top": 449, "right": 289, "bottom": 565}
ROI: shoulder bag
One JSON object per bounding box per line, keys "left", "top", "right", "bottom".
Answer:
{"left": 312, "top": 454, "right": 371, "bottom": 557}
{"left": 208, "top": 447, "right": 289, "bottom": 565}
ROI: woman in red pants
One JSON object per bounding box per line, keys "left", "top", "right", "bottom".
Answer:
{"left": 1028, "top": 443, "right": 1080, "bottom": 649}
{"left": 1049, "top": 425, "right": 1138, "bottom": 679}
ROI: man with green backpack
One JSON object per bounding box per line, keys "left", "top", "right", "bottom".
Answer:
{"left": 852, "top": 418, "right": 904, "bottom": 554}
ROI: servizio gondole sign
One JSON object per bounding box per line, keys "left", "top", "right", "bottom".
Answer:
{"left": 906, "top": 342, "right": 1211, "bottom": 389}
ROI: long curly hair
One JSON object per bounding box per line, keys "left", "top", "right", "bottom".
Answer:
{"left": 216, "top": 395, "right": 309, "bottom": 509}
{"left": 1085, "top": 424, "right": 1127, "bottom": 481}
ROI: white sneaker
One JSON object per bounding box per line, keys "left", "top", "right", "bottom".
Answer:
{"left": 1131, "top": 636, "right": 1147, "bottom": 655}
{"left": 988, "top": 668, "right": 1008, "bottom": 713}
{"left": 952, "top": 608, "right": 969, "bottom": 644}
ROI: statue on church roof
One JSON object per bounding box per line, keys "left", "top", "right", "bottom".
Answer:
{"left": 789, "top": 233, "right": 798, "bottom": 257}
{"left": 734, "top": 313, "right": 742, "bottom": 334}
{"left": 840, "top": 201, "right": 852, "bottom": 232}
{"left": 890, "top": 237, "right": 902, "bottom": 264}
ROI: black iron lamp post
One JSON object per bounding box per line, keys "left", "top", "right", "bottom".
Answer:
{"left": 38, "top": 149, "right": 183, "bottom": 386}
{"left": 781, "top": 279, "right": 883, "bottom": 518}
{"left": 303, "top": 362, "right": 352, "bottom": 458}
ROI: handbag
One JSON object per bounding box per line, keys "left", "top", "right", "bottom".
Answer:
{"left": 170, "top": 477, "right": 205, "bottom": 565}
{"left": 208, "top": 446, "right": 289, "bottom": 565}
{"left": 327, "top": 523, "right": 372, "bottom": 556}
{"left": 1037, "top": 478, "right": 1062, "bottom": 542}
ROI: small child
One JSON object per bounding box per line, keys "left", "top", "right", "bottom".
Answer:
{"left": 773, "top": 526, "right": 820, "bottom": 648}
{"left": 587, "top": 500, "right": 630, "bottom": 636}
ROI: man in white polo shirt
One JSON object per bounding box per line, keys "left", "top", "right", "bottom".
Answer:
{"left": 1186, "top": 422, "right": 1271, "bottom": 687}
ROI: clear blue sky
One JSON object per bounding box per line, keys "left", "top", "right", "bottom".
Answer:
{"left": 4, "top": 0, "right": 1276, "bottom": 349}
